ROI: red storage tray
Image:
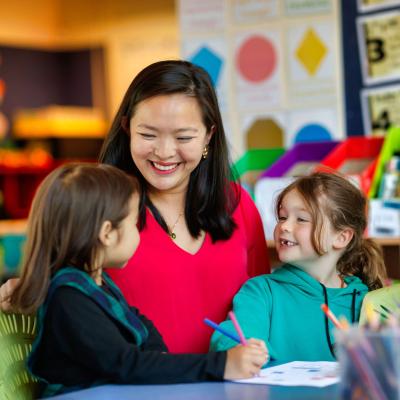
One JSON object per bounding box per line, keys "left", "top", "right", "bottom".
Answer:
{"left": 319, "top": 136, "right": 384, "bottom": 195}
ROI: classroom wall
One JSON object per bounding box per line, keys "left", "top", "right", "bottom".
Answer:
{"left": 56, "top": 0, "right": 180, "bottom": 116}
{"left": 0, "top": 0, "right": 59, "bottom": 48}
{"left": 0, "top": 0, "right": 180, "bottom": 118}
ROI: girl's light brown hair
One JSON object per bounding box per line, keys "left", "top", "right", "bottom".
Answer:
{"left": 11, "top": 163, "right": 139, "bottom": 314}
{"left": 275, "top": 172, "right": 386, "bottom": 290}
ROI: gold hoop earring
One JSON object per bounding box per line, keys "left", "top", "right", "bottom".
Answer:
{"left": 202, "top": 145, "right": 209, "bottom": 159}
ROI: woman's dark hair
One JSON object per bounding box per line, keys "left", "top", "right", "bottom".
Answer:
{"left": 99, "top": 60, "right": 239, "bottom": 242}
{"left": 11, "top": 163, "right": 139, "bottom": 314}
{"left": 275, "top": 172, "right": 386, "bottom": 290}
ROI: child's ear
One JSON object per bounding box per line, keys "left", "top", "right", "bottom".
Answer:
{"left": 98, "top": 220, "right": 117, "bottom": 247}
{"left": 333, "top": 228, "right": 354, "bottom": 250}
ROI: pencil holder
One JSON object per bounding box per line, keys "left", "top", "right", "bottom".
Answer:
{"left": 336, "top": 327, "right": 400, "bottom": 400}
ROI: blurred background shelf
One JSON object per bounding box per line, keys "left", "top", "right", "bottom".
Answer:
{"left": 0, "top": 219, "right": 26, "bottom": 235}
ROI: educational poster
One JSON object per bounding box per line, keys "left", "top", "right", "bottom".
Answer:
{"left": 231, "top": 0, "right": 279, "bottom": 23}
{"left": 286, "top": 108, "right": 340, "bottom": 146}
{"left": 181, "top": 37, "right": 228, "bottom": 112}
{"left": 178, "top": 0, "right": 342, "bottom": 157}
{"left": 234, "top": 31, "right": 282, "bottom": 111}
{"left": 285, "top": 0, "right": 332, "bottom": 15}
{"left": 178, "top": 0, "right": 225, "bottom": 34}
{"left": 241, "top": 112, "right": 286, "bottom": 149}
{"left": 357, "top": 0, "right": 400, "bottom": 13}
{"left": 357, "top": 10, "right": 400, "bottom": 85}
{"left": 361, "top": 84, "right": 400, "bottom": 136}
{"left": 287, "top": 22, "right": 337, "bottom": 107}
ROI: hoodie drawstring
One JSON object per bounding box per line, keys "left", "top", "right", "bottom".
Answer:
{"left": 321, "top": 284, "right": 358, "bottom": 358}
{"left": 351, "top": 289, "right": 356, "bottom": 323}
{"left": 321, "top": 284, "right": 336, "bottom": 358}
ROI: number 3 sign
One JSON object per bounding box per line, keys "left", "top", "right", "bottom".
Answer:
{"left": 357, "top": 10, "right": 400, "bottom": 85}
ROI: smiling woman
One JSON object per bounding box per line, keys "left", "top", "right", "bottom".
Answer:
{"left": 97, "top": 60, "right": 271, "bottom": 353}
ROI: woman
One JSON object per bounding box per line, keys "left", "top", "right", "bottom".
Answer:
{"left": 0, "top": 60, "right": 270, "bottom": 353}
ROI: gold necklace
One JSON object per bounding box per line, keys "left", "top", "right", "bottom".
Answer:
{"left": 167, "top": 213, "right": 183, "bottom": 240}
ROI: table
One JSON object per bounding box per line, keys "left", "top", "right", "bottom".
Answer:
{"left": 46, "top": 381, "right": 339, "bottom": 400}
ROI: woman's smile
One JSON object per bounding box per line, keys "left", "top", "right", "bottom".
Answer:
{"left": 150, "top": 161, "right": 181, "bottom": 174}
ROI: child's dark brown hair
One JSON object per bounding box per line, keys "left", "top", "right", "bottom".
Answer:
{"left": 275, "top": 172, "right": 386, "bottom": 290}
{"left": 11, "top": 163, "right": 139, "bottom": 314}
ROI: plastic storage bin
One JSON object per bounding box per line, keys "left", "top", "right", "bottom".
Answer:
{"left": 259, "top": 141, "right": 339, "bottom": 178}
{"left": 232, "top": 148, "right": 284, "bottom": 197}
{"left": 319, "top": 136, "right": 384, "bottom": 195}
{"left": 369, "top": 126, "right": 400, "bottom": 198}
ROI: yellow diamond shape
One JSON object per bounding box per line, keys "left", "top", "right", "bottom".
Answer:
{"left": 296, "top": 28, "right": 327, "bottom": 76}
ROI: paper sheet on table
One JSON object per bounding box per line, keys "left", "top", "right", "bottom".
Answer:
{"left": 233, "top": 361, "right": 340, "bottom": 387}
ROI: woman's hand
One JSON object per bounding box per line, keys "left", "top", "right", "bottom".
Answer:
{"left": 223, "top": 338, "right": 268, "bottom": 380}
{"left": 0, "top": 278, "right": 19, "bottom": 312}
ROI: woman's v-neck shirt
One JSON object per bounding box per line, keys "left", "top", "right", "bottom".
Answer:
{"left": 107, "top": 185, "right": 270, "bottom": 353}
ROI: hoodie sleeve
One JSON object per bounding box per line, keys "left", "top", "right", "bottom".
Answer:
{"left": 210, "top": 276, "right": 273, "bottom": 356}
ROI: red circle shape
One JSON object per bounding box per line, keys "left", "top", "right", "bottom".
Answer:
{"left": 236, "top": 35, "right": 276, "bottom": 83}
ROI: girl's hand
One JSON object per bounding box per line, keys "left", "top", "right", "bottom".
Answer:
{"left": 0, "top": 278, "right": 19, "bottom": 312}
{"left": 223, "top": 338, "right": 268, "bottom": 380}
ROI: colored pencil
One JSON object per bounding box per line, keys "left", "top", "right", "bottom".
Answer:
{"left": 321, "top": 304, "right": 344, "bottom": 330}
{"left": 228, "top": 311, "right": 247, "bottom": 345}
{"left": 203, "top": 318, "right": 241, "bottom": 343}
{"left": 339, "top": 316, "right": 350, "bottom": 330}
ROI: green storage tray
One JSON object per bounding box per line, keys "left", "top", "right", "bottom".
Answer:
{"left": 369, "top": 126, "right": 400, "bottom": 198}
{"left": 232, "top": 148, "right": 285, "bottom": 197}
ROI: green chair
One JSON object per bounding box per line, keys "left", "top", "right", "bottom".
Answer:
{"left": 359, "top": 284, "right": 400, "bottom": 325}
{"left": 0, "top": 312, "right": 39, "bottom": 400}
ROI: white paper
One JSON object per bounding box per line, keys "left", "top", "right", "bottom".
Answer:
{"left": 233, "top": 361, "right": 340, "bottom": 387}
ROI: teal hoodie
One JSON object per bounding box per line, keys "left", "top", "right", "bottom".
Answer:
{"left": 210, "top": 264, "right": 368, "bottom": 362}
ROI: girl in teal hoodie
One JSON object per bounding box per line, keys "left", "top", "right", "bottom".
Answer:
{"left": 210, "top": 172, "right": 387, "bottom": 363}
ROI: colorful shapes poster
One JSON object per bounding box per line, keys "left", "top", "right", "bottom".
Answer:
{"left": 286, "top": 108, "right": 340, "bottom": 146}
{"left": 231, "top": 0, "right": 279, "bottom": 23}
{"left": 178, "top": 0, "right": 225, "bottom": 34}
{"left": 178, "top": 0, "right": 341, "bottom": 157}
{"left": 241, "top": 113, "right": 286, "bottom": 149}
{"left": 234, "top": 31, "right": 282, "bottom": 110}
{"left": 287, "top": 21, "right": 338, "bottom": 107}
{"left": 182, "top": 37, "right": 228, "bottom": 111}
{"left": 285, "top": 0, "right": 332, "bottom": 15}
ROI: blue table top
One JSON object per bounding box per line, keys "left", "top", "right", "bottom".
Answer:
{"left": 46, "top": 380, "right": 339, "bottom": 400}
